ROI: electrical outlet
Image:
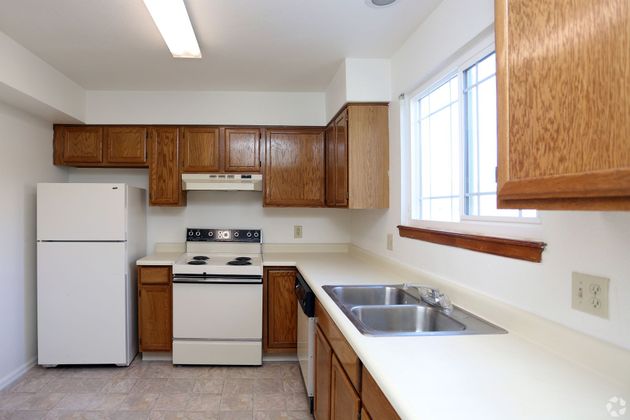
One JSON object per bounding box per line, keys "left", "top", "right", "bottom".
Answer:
{"left": 571, "top": 272, "right": 609, "bottom": 319}
{"left": 294, "top": 225, "right": 303, "bottom": 239}
{"left": 386, "top": 233, "right": 393, "bottom": 251}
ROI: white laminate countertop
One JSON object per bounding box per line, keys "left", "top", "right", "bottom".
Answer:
{"left": 262, "top": 252, "right": 630, "bottom": 420}
{"left": 136, "top": 252, "right": 182, "bottom": 266}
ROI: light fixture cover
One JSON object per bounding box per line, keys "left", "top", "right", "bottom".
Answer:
{"left": 143, "top": 0, "right": 201, "bottom": 58}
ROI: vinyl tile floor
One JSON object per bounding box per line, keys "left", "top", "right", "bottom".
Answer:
{"left": 0, "top": 358, "right": 313, "bottom": 420}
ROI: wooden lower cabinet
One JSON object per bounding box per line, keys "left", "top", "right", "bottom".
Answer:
{"left": 314, "top": 325, "right": 332, "bottom": 420}
{"left": 361, "top": 408, "right": 372, "bottom": 420}
{"left": 263, "top": 267, "right": 298, "bottom": 352}
{"left": 330, "top": 354, "right": 360, "bottom": 420}
{"left": 361, "top": 366, "right": 400, "bottom": 420}
{"left": 138, "top": 266, "right": 172, "bottom": 352}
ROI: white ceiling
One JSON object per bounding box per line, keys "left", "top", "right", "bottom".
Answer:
{"left": 0, "top": 0, "right": 441, "bottom": 91}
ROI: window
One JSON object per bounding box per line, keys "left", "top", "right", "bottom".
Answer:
{"left": 409, "top": 48, "right": 536, "bottom": 225}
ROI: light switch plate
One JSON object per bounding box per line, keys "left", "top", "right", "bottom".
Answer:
{"left": 294, "top": 225, "right": 303, "bottom": 239}
{"left": 571, "top": 272, "right": 609, "bottom": 319}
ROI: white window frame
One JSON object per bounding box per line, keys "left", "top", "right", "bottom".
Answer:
{"left": 402, "top": 36, "right": 542, "bottom": 240}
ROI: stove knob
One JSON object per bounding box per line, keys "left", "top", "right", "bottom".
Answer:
{"left": 188, "top": 231, "right": 193, "bottom": 236}
{"left": 247, "top": 232, "right": 252, "bottom": 238}
{"left": 254, "top": 232, "right": 259, "bottom": 238}
{"left": 195, "top": 231, "right": 201, "bottom": 237}
{"left": 209, "top": 231, "right": 213, "bottom": 237}
{"left": 234, "top": 231, "right": 239, "bottom": 238}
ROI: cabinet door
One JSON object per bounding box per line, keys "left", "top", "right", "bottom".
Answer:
{"left": 265, "top": 269, "right": 297, "bottom": 350}
{"left": 264, "top": 129, "right": 325, "bottom": 207}
{"left": 149, "top": 127, "right": 185, "bottom": 206}
{"left": 334, "top": 111, "right": 348, "bottom": 207}
{"left": 325, "top": 123, "right": 336, "bottom": 207}
{"left": 59, "top": 126, "right": 103, "bottom": 164}
{"left": 104, "top": 127, "right": 147, "bottom": 165}
{"left": 361, "top": 408, "right": 372, "bottom": 420}
{"left": 314, "top": 325, "right": 332, "bottom": 420}
{"left": 181, "top": 127, "right": 221, "bottom": 172}
{"left": 224, "top": 128, "right": 261, "bottom": 173}
{"left": 361, "top": 367, "right": 400, "bottom": 420}
{"left": 330, "top": 354, "right": 360, "bottom": 420}
{"left": 138, "top": 266, "right": 172, "bottom": 352}
{"left": 496, "top": 0, "right": 630, "bottom": 210}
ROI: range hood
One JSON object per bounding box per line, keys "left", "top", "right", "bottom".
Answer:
{"left": 182, "top": 174, "right": 263, "bottom": 191}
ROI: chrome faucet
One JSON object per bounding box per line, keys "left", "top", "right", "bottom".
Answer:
{"left": 402, "top": 283, "right": 453, "bottom": 314}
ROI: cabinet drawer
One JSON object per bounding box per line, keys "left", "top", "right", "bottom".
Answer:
{"left": 361, "top": 367, "right": 400, "bottom": 420}
{"left": 138, "top": 266, "right": 171, "bottom": 285}
{"left": 315, "top": 300, "right": 361, "bottom": 392}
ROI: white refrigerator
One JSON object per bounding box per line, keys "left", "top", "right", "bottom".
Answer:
{"left": 36, "top": 183, "right": 146, "bottom": 366}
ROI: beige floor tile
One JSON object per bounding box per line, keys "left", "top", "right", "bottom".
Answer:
{"left": 164, "top": 380, "right": 194, "bottom": 394}
{"left": 186, "top": 395, "right": 220, "bottom": 412}
{"left": 0, "top": 394, "right": 33, "bottom": 410}
{"left": 222, "top": 381, "right": 252, "bottom": 396}
{"left": 253, "top": 412, "right": 311, "bottom": 420}
{"left": 18, "top": 394, "right": 65, "bottom": 411}
{"left": 119, "top": 394, "right": 159, "bottom": 412}
{"left": 197, "top": 369, "right": 228, "bottom": 380}
{"left": 282, "top": 395, "right": 307, "bottom": 412}
{"left": 252, "top": 380, "right": 282, "bottom": 396}
{"left": 45, "top": 410, "right": 113, "bottom": 420}
{"left": 225, "top": 369, "right": 258, "bottom": 380}
{"left": 0, "top": 411, "right": 12, "bottom": 420}
{"left": 280, "top": 380, "right": 303, "bottom": 395}
{"left": 6, "top": 410, "right": 48, "bottom": 420}
{"left": 168, "top": 368, "right": 205, "bottom": 380}
{"left": 130, "top": 380, "right": 169, "bottom": 394}
{"left": 252, "top": 394, "right": 285, "bottom": 412}
{"left": 55, "top": 394, "right": 126, "bottom": 411}
{"left": 192, "top": 380, "right": 223, "bottom": 395}
{"left": 47, "top": 379, "right": 107, "bottom": 394}
{"left": 218, "top": 412, "right": 252, "bottom": 420}
{"left": 109, "top": 411, "right": 150, "bottom": 420}
{"left": 219, "top": 395, "right": 252, "bottom": 412}
{"left": 149, "top": 412, "right": 219, "bottom": 420}
{"left": 9, "top": 378, "right": 53, "bottom": 393}
{"left": 153, "top": 394, "right": 191, "bottom": 412}
{"left": 102, "top": 380, "right": 137, "bottom": 394}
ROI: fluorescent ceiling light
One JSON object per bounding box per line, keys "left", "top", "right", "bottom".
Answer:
{"left": 143, "top": 0, "right": 201, "bottom": 58}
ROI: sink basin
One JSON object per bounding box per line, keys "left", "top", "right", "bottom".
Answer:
{"left": 325, "top": 285, "right": 418, "bottom": 306}
{"left": 322, "top": 284, "right": 507, "bottom": 337}
{"left": 350, "top": 305, "right": 466, "bottom": 335}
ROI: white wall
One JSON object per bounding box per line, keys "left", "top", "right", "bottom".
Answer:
{"left": 86, "top": 91, "right": 326, "bottom": 126}
{"left": 67, "top": 169, "right": 352, "bottom": 251}
{"left": 0, "top": 30, "right": 85, "bottom": 123}
{"left": 350, "top": 0, "right": 630, "bottom": 351}
{"left": 0, "top": 101, "right": 67, "bottom": 387}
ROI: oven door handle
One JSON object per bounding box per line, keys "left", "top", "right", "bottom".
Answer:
{"left": 173, "top": 277, "right": 262, "bottom": 285}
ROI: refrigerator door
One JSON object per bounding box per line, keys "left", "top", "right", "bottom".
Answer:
{"left": 37, "top": 183, "right": 127, "bottom": 241}
{"left": 37, "top": 242, "right": 129, "bottom": 365}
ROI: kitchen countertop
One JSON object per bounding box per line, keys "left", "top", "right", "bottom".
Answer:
{"left": 136, "top": 252, "right": 182, "bottom": 266}
{"left": 262, "top": 251, "right": 630, "bottom": 420}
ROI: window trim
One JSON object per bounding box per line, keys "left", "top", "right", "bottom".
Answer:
{"left": 401, "top": 34, "right": 544, "bottom": 247}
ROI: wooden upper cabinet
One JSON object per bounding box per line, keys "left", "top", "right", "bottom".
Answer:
{"left": 149, "top": 127, "right": 186, "bottom": 206}
{"left": 264, "top": 268, "right": 297, "bottom": 351}
{"left": 224, "top": 128, "right": 262, "bottom": 173}
{"left": 324, "top": 104, "right": 389, "bottom": 209}
{"left": 104, "top": 126, "right": 147, "bottom": 165}
{"left": 181, "top": 127, "right": 221, "bottom": 172}
{"left": 496, "top": 0, "right": 630, "bottom": 210}
{"left": 264, "top": 128, "right": 325, "bottom": 207}
{"left": 56, "top": 126, "right": 103, "bottom": 164}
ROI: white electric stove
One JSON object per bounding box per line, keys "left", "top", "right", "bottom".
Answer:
{"left": 172, "top": 228, "right": 263, "bottom": 366}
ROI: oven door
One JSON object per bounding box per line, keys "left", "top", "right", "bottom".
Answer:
{"left": 173, "top": 276, "right": 262, "bottom": 340}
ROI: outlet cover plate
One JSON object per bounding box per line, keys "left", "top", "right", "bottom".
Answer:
{"left": 294, "top": 225, "right": 303, "bottom": 239}
{"left": 386, "top": 233, "right": 393, "bottom": 251}
{"left": 571, "top": 272, "right": 609, "bottom": 319}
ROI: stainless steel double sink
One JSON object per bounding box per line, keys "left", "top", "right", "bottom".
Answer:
{"left": 322, "top": 285, "right": 507, "bottom": 336}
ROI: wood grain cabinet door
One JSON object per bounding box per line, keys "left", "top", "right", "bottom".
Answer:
{"left": 59, "top": 126, "right": 103, "bottom": 164}
{"left": 330, "top": 354, "right": 360, "bottom": 420}
{"left": 496, "top": 0, "right": 630, "bottom": 210}
{"left": 333, "top": 111, "right": 348, "bottom": 207}
{"left": 181, "top": 127, "right": 221, "bottom": 172}
{"left": 224, "top": 128, "right": 262, "bottom": 173}
{"left": 265, "top": 269, "right": 297, "bottom": 350}
{"left": 264, "top": 129, "right": 325, "bottom": 207}
{"left": 104, "top": 127, "right": 147, "bottom": 165}
{"left": 149, "top": 127, "right": 185, "bottom": 206}
{"left": 138, "top": 266, "right": 172, "bottom": 352}
{"left": 314, "top": 325, "right": 332, "bottom": 420}
{"left": 325, "top": 123, "right": 336, "bottom": 207}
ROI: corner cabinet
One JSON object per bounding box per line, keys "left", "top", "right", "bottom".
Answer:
{"left": 149, "top": 127, "right": 186, "bottom": 206}
{"left": 325, "top": 104, "right": 389, "bottom": 209}
{"left": 496, "top": 0, "right": 630, "bottom": 210}
{"left": 137, "top": 266, "right": 172, "bottom": 352}
{"left": 264, "top": 128, "right": 325, "bottom": 207}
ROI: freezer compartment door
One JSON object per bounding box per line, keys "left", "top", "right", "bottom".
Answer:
{"left": 173, "top": 283, "right": 262, "bottom": 340}
{"left": 37, "top": 242, "right": 129, "bottom": 365}
{"left": 37, "top": 183, "right": 127, "bottom": 241}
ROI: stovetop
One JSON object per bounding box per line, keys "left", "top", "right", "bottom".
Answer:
{"left": 173, "top": 253, "right": 263, "bottom": 276}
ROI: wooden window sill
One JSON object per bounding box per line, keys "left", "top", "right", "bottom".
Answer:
{"left": 397, "top": 225, "right": 546, "bottom": 263}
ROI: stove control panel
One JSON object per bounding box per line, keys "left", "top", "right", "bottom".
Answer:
{"left": 186, "top": 228, "right": 262, "bottom": 243}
